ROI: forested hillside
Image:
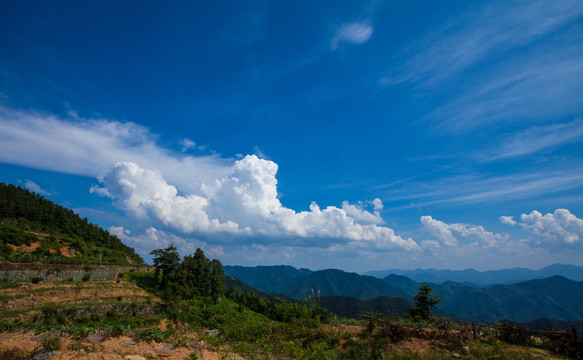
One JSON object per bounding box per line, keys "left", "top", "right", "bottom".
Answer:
{"left": 224, "top": 265, "right": 407, "bottom": 300}
{"left": 224, "top": 265, "right": 311, "bottom": 295}
{"left": 318, "top": 295, "right": 412, "bottom": 319}
{"left": 224, "top": 274, "right": 411, "bottom": 320}
{"left": 384, "top": 274, "right": 583, "bottom": 323}
{"left": 0, "top": 182, "right": 143, "bottom": 265}
{"left": 289, "top": 269, "right": 408, "bottom": 300}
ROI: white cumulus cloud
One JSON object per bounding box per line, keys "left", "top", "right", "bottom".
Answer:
{"left": 91, "top": 162, "right": 240, "bottom": 234}
{"left": 421, "top": 215, "right": 508, "bottom": 248}
{"left": 93, "top": 156, "right": 419, "bottom": 252}
{"left": 518, "top": 209, "right": 583, "bottom": 245}
{"left": 331, "top": 21, "right": 373, "bottom": 50}
{"left": 108, "top": 226, "right": 216, "bottom": 258}
{"left": 421, "top": 216, "right": 458, "bottom": 247}
{"left": 499, "top": 216, "right": 517, "bottom": 226}
{"left": 420, "top": 240, "right": 441, "bottom": 250}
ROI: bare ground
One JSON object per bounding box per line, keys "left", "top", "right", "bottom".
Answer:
{"left": 0, "top": 330, "right": 242, "bottom": 360}
{"left": 0, "top": 325, "right": 564, "bottom": 360}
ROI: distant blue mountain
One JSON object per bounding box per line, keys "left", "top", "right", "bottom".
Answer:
{"left": 223, "top": 265, "right": 311, "bottom": 295}
{"left": 224, "top": 265, "right": 407, "bottom": 300}
{"left": 383, "top": 274, "right": 583, "bottom": 323}
{"left": 225, "top": 264, "right": 583, "bottom": 324}
{"left": 364, "top": 263, "right": 583, "bottom": 286}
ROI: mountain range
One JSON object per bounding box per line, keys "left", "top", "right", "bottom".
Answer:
{"left": 364, "top": 264, "right": 583, "bottom": 287}
{"left": 224, "top": 265, "right": 583, "bottom": 324}
{"left": 390, "top": 275, "right": 583, "bottom": 323}
{"left": 224, "top": 265, "right": 408, "bottom": 300}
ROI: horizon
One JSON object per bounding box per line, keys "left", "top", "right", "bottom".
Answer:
{"left": 1, "top": 1, "right": 582, "bottom": 273}
{"left": 222, "top": 261, "right": 580, "bottom": 274}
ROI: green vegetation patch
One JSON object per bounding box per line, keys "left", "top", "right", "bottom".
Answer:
{"left": 0, "top": 182, "right": 144, "bottom": 265}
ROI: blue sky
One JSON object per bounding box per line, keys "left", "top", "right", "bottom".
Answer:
{"left": 1, "top": 0, "right": 582, "bottom": 272}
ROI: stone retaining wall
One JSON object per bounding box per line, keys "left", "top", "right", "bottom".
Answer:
{"left": 0, "top": 262, "right": 153, "bottom": 281}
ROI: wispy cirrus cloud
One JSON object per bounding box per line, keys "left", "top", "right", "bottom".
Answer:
{"left": 384, "top": 0, "right": 583, "bottom": 86}
{"left": 381, "top": 0, "right": 583, "bottom": 132}
{"left": 427, "top": 55, "right": 583, "bottom": 132}
{"left": 478, "top": 119, "right": 583, "bottom": 161}
{"left": 0, "top": 107, "right": 232, "bottom": 190}
{"left": 179, "top": 138, "right": 196, "bottom": 153}
{"left": 24, "top": 180, "right": 53, "bottom": 196}
{"left": 383, "top": 168, "right": 583, "bottom": 210}
{"left": 331, "top": 21, "right": 373, "bottom": 50}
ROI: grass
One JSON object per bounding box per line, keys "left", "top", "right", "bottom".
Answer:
{"left": 0, "top": 281, "right": 24, "bottom": 289}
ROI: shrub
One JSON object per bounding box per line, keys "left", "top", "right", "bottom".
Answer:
{"left": 134, "top": 328, "right": 173, "bottom": 343}
{"left": 497, "top": 322, "right": 529, "bottom": 345}
{"left": 40, "top": 304, "right": 58, "bottom": 319}
{"left": 31, "top": 277, "right": 43, "bottom": 284}
{"left": 69, "top": 325, "right": 95, "bottom": 340}
{"left": 42, "top": 335, "right": 62, "bottom": 351}
{"left": 82, "top": 273, "right": 91, "bottom": 282}
{"left": 64, "top": 306, "right": 77, "bottom": 318}
{"left": 106, "top": 324, "right": 130, "bottom": 337}
{"left": 339, "top": 338, "right": 368, "bottom": 360}
{"left": 175, "top": 336, "right": 194, "bottom": 348}
{"left": 0, "top": 348, "right": 27, "bottom": 360}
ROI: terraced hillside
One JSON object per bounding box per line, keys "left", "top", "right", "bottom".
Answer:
{"left": 0, "top": 265, "right": 160, "bottom": 324}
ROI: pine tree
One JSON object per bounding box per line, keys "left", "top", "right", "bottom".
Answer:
{"left": 150, "top": 244, "right": 181, "bottom": 288}
{"left": 410, "top": 284, "right": 441, "bottom": 320}
{"left": 210, "top": 259, "right": 226, "bottom": 299}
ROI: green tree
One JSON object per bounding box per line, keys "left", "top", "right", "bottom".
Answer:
{"left": 150, "top": 244, "right": 181, "bottom": 288}
{"left": 210, "top": 259, "right": 226, "bottom": 299}
{"left": 410, "top": 284, "right": 441, "bottom": 320}
{"left": 182, "top": 248, "right": 212, "bottom": 296}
